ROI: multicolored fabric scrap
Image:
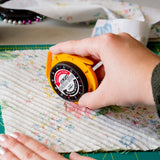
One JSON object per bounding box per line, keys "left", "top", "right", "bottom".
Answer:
{"left": 0, "top": 50, "right": 160, "bottom": 153}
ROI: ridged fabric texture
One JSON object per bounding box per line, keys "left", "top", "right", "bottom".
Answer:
{"left": 0, "top": 50, "right": 160, "bottom": 153}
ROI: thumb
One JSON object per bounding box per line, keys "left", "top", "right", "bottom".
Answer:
{"left": 70, "top": 152, "right": 96, "bottom": 160}
{"left": 78, "top": 80, "right": 112, "bottom": 109}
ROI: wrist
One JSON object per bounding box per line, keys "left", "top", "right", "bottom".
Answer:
{"left": 140, "top": 59, "right": 160, "bottom": 106}
{"left": 151, "top": 62, "right": 160, "bottom": 116}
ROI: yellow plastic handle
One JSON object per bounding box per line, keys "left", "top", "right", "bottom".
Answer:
{"left": 46, "top": 51, "right": 98, "bottom": 101}
{"left": 46, "top": 51, "right": 52, "bottom": 79}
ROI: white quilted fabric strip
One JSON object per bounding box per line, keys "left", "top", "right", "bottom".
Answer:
{"left": 0, "top": 50, "right": 160, "bottom": 153}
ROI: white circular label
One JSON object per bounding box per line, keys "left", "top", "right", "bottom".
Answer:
{"left": 54, "top": 69, "right": 79, "bottom": 96}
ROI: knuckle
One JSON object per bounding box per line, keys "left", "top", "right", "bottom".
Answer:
{"left": 119, "top": 32, "right": 132, "bottom": 38}
{"left": 65, "top": 40, "right": 78, "bottom": 53}
{"left": 9, "top": 139, "right": 18, "bottom": 148}
{"left": 101, "top": 33, "right": 117, "bottom": 42}
{"left": 99, "top": 33, "right": 118, "bottom": 49}
{"left": 18, "top": 134, "right": 28, "bottom": 144}
{"left": 70, "top": 40, "right": 78, "bottom": 46}
{"left": 36, "top": 144, "right": 48, "bottom": 153}
{"left": 25, "top": 151, "right": 34, "bottom": 159}
{"left": 97, "top": 33, "right": 119, "bottom": 56}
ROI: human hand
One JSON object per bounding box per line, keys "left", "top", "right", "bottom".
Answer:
{"left": 50, "top": 33, "right": 160, "bottom": 109}
{"left": 0, "top": 133, "right": 95, "bottom": 160}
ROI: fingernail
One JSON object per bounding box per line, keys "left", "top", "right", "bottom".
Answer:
{"left": 0, "top": 147, "right": 6, "bottom": 155}
{"left": 10, "top": 133, "right": 19, "bottom": 139}
{"left": 0, "top": 135, "right": 6, "bottom": 142}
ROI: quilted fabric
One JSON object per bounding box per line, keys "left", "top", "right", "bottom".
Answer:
{"left": 0, "top": 49, "right": 160, "bottom": 153}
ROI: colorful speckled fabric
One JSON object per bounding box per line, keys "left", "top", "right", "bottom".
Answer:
{"left": 0, "top": 50, "right": 160, "bottom": 153}
{"left": 1, "top": 0, "right": 160, "bottom": 40}
{"left": 0, "top": 0, "right": 146, "bottom": 23}
{"left": 1, "top": 0, "right": 160, "bottom": 24}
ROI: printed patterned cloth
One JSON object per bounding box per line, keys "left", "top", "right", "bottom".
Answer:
{"left": 1, "top": 0, "right": 160, "bottom": 40}
{"left": 0, "top": 0, "right": 154, "bottom": 23}
{"left": 0, "top": 49, "right": 160, "bottom": 153}
{"left": 91, "top": 19, "right": 151, "bottom": 45}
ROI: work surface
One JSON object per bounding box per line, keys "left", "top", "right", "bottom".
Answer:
{"left": 0, "top": 43, "right": 160, "bottom": 160}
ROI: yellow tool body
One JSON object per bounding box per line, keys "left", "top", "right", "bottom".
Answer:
{"left": 46, "top": 51, "right": 98, "bottom": 102}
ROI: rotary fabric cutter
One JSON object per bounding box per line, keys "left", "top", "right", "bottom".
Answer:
{"left": 46, "top": 51, "right": 101, "bottom": 102}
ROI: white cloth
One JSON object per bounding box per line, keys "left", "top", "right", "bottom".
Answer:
{"left": 1, "top": 0, "right": 160, "bottom": 24}
{"left": 1, "top": 0, "right": 160, "bottom": 40}
{"left": 92, "top": 19, "right": 151, "bottom": 45}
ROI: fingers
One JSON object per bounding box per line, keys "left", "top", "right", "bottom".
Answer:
{"left": 0, "top": 133, "right": 67, "bottom": 160}
{"left": 70, "top": 152, "right": 96, "bottom": 160}
{"left": 79, "top": 89, "right": 106, "bottom": 110}
{"left": 10, "top": 133, "right": 67, "bottom": 160}
{"left": 49, "top": 36, "right": 102, "bottom": 60}
{"left": 0, "top": 134, "right": 44, "bottom": 160}
{"left": 0, "top": 148, "right": 19, "bottom": 160}
{"left": 49, "top": 33, "right": 123, "bottom": 58}
{"left": 78, "top": 78, "right": 113, "bottom": 109}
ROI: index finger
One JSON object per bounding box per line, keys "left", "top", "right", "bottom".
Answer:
{"left": 49, "top": 37, "right": 101, "bottom": 61}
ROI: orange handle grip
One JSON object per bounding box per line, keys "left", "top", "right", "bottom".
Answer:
{"left": 46, "top": 51, "right": 52, "bottom": 79}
